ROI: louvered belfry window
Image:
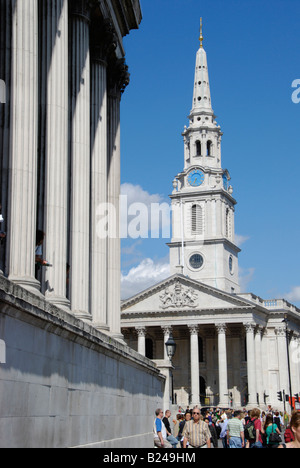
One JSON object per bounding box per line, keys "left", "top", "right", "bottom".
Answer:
{"left": 191, "top": 204, "right": 203, "bottom": 235}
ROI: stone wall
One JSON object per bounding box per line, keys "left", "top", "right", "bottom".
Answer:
{"left": 0, "top": 276, "right": 164, "bottom": 448}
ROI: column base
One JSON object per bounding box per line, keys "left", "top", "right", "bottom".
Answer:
{"left": 73, "top": 310, "right": 92, "bottom": 322}
{"left": 45, "top": 293, "right": 70, "bottom": 312}
{"left": 93, "top": 322, "right": 110, "bottom": 332}
{"left": 8, "top": 275, "right": 42, "bottom": 296}
{"left": 110, "top": 332, "right": 126, "bottom": 345}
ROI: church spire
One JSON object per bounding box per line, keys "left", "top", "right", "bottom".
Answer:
{"left": 191, "top": 18, "right": 213, "bottom": 116}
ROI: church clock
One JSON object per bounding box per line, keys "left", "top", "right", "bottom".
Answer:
{"left": 187, "top": 169, "right": 205, "bottom": 187}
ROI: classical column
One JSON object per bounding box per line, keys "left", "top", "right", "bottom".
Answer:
{"left": 275, "top": 326, "right": 290, "bottom": 396}
{"left": 216, "top": 323, "right": 228, "bottom": 407}
{"left": 41, "top": 0, "right": 69, "bottom": 309}
{"left": 254, "top": 326, "right": 264, "bottom": 407}
{"left": 107, "top": 58, "right": 129, "bottom": 340}
{"left": 7, "top": 0, "right": 40, "bottom": 292}
{"left": 189, "top": 325, "right": 200, "bottom": 406}
{"left": 290, "top": 334, "right": 300, "bottom": 395}
{"left": 90, "top": 20, "right": 116, "bottom": 330}
{"left": 162, "top": 326, "right": 172, "bottom": 360}
{"left": 244, "top": 322, "right": 257, "bottom": 407}
{"left": 136, "top": 327, "right": 146, "bottom": 357}
{"left": 69, "top": 0, "right": 92, "bottom": 320}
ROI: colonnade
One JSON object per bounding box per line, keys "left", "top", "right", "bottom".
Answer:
{"left": 0, "top": 0, "right": 130, "bottom": 339}
{"left": 134, "top": 322, "right": 299, "bottom": 409}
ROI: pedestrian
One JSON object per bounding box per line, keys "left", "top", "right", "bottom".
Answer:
{"left": 273, "top": 411, "right": 282, "bottom": 432}
{"left": 182, "top": 407, "right": 211, "bottom": 448}
{"left": 153, "top": 408, "right": 172, "bottom": 448}
{"left": 264, "top": 413, "right": 282, "bottom": 448}
{"left": 178, "top": 411, "right": 191, "bottom": 448}
{"left": 246, "top": 408, "right": 264, "bottom": 448}
{"left": 219, "top": 415, "right": 229, "bottom": 449}
{"left": 204, "top": 417, "right": 218, "bottom": 448}
{"left": 227, "top": 410, "right": 245, "bottom": 448}
{"left": 163, "top": 410, "right": 179, "bottom": 448}
{"left": 279, "top": 410, "right": 300, "bottom": 449}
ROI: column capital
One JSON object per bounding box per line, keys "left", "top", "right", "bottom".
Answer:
{"left": 188, "top": 324, "right": 199, "bottom": 335}
{"left": 275, "top": 326, "right": 286, "bottom": 337}
{"left": 215, "top": 323, "right": 227, "bottom": 334}
{"left": 90, "top": 18, "right": 117, "bottom": 65}
{"left": 108, "top": 58, "right": 130, "bottom": 96}
{"left": 243, "top": 322, "right": 256, "bottom": 333}
{"left": 70, "top": 0, "right": 93, "bottom": 23}
{"left": 136, "top": 326, "right": 147, "bottom": 337}
{"left": 161, "top": 325, "right": 172, "bottom": 336}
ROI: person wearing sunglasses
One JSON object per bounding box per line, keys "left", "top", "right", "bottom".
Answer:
{"left": 182, "top": 407, "right": 211, "bottom": 449}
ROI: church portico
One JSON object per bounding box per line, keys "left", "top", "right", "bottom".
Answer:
{"left": 123, "top": 319, "right": 264, "bottom": 409}
{"left": 122, "top": 275, "right": 270, "bottom": 409}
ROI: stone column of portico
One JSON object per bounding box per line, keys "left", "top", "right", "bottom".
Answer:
{"left": 162, "top": 326, "right": 172, "bottom": 361}
{"left": 7, "top": 0, "right": 40, "bottom": 293}
{"left": 216, "top": 323, "right": 229, "bottom": 408}
{"left": 107, "top": 59, "right": 129, "bottom": 340}
{"left": 244, "top": 323, "right": 257, "bottom": 407}
{"left": 254, "top": 326, "right": 264, "bottom": 407}
{"left": 188, "top": 325, "right": 200, "bottom": 407}
{"left": 89, "top": 21, "right": 112, "bottom": 331}
{"left": 290, "top": 334, "right": 300, "bottom": 395}
{"left": 69, "top": 0, "right": 92, "bottom": 321}
{"left": 136, "top": 327, "right": 146, "bottom": 357}
{"left": 41, "top": 0, "right": 70, "bottom": 310}
{"left": 275, "top": 326, "right": 290, "bottom": 396}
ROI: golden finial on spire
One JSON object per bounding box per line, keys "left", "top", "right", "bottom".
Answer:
{"left": 199, "top": 17, "right": 204, "bottom": 48}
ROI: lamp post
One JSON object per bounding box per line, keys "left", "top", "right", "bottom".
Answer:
{"left": 282, "top": 314, "right": 293, "bottom": 406}
{"left": 165, "top": 331, "right": 176, "bottom": 406}
{"left": 165, "top": 331, "right": 177, "bottom": 362}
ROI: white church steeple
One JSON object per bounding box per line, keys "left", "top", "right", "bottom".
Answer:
{"left": 191, "top": 19, "right": 213, "bottom": 116}
{"left": 169, "top": 20, "right": 241, "bottom": 294}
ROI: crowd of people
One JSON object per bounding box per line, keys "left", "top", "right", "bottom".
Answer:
{"left": 153, "top": 406, "right": 300, "bottom": 449}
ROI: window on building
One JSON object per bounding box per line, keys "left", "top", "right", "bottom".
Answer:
{"left": 196, "top": 140, "right": 201, "bottom": 156}
{"left": 191, "top": 204, "right": 203, "bottom": 235}
{"left": 207, "top": 140, "right": 212, "bottom": 156}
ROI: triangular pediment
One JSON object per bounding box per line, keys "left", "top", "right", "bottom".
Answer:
{"left": 121, "top": 274, "right": 253, "bottom": 315}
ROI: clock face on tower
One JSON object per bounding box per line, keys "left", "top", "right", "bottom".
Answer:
{"left": 187, "top": 169, "right": 205, "bottom": 187}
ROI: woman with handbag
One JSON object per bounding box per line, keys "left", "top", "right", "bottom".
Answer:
{"left": 264, "top": 414, "right": 282, "bottom": 448}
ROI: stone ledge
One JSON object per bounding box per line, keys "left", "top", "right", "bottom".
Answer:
{"left": 0, "top": 275, "right": 164, "bottom": 380}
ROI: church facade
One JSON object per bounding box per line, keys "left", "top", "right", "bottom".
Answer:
{"left": 121, "top": 26, "right": 300, "bottom": 411}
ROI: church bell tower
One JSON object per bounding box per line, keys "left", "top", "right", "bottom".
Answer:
{"left": 169, "top": 20, "right": 241, "bottom": 294}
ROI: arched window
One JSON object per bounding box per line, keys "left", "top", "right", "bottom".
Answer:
{"left": 191, "top": 204, "right": 203, "bottom": 235}
{"left": 196, "top": 140, "right": 201, "bottom": 156}
{"left": 207, "top": 140, "right": 212, "bottom": 156}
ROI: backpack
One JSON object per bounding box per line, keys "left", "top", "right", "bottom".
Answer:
{"left": 244, "top": 419, "right": 256, "bottom": 440}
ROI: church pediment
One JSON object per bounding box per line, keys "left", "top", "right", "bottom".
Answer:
{"left": 121, "top": 274, "right": 253, "bottom": 315}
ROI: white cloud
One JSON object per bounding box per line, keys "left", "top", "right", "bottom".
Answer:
{"left": 235, "top": 234, "right": 250, "bottom": 247}
{"left": 120, "top": 183, "right": 171, "bottom": 239}
{"left": 121, "top": 257, "right": 170, "bottom": 300}
{"left": 285, "top": 286, "right": 300, "bottom": 303}
{"left": 239, "top": 267, "right": 255, "bottom": 292}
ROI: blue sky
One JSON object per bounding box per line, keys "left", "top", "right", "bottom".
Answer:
{"left": 120, "top": 0, "right": 300, "bottom": 303}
